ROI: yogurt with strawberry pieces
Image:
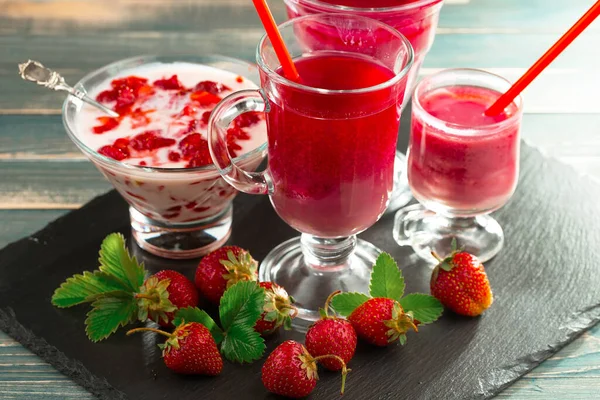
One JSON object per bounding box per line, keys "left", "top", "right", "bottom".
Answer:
{"left": 74, "top": 62, "right": 267, "bottom": 224}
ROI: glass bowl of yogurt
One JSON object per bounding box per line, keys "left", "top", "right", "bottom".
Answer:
{"left": 62, "top": 55, "right": 268, "bottom": 259}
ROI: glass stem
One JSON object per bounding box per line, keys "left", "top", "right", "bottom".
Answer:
{"left": 448, "top": 216, "right": 477, "bottom": 229}
{"left": 301, "top": 234, "right": 357, "bottom": 270}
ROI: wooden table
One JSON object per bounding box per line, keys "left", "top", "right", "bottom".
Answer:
{"left": 1, "top": 0, "right": 599, "bottom": 398}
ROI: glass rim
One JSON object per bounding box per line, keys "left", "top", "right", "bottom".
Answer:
{"left": 62, "top": 54, "right": 268, "bottom": 175}
{"left": 285, "top": 0, "right": 443, "bottom": 13}
{"left": 256, "top": 13, "right": 414, "bottom": 96}
{"left": 412, "top": 68, "right": 524, "bottom": 136}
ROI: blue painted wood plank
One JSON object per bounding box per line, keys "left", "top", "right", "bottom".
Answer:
{"left": 2, "top": 30, "right": 600, "bottom": 111}
{"left": 2, "top": 325, "right": 599, "bottom": 399}
{"left": 424, "top": 31, "right": 600, "bottom": 68}
{"left": 0, "top": 333, "right": 93, "bottom": 399}
{"left": 0, "top": 116, "right": 78, "bottom": 158}
{"left": 1, "top": 0, "right": 597, "bottom": 34}
{"left": 0, "top": 210, "right": 67, "bottom": 247}
{"left": 439, "top": 0, "right": 600, "bottom": 31}
{"left": 0, "top": 161, "right": 109, "bottom": 208}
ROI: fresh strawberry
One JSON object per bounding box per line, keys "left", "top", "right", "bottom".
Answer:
{"left": 430, "top": 243, "right": 493, "bottom": 317}
{"left": 136, "top": 270, "right": 198, "bottom": 327}
{"left": 348, "top": 297, "right": 418, "bottom": 346}
{"left": 127, "top": 322, "right": 222, "bottom": 375}
{"left": 195, "top": 246, "right": 258, "bottom": 304}
{"left": 254, "top": 282, "right": 297, "bottom": 335}
{"left": 305, "top": 291, "right": 357, "bottom": 371}
{"left": 261, "top": 340, "right": 349, "bottom": 398}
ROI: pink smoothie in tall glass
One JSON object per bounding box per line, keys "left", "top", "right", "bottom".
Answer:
{"left": 265, "top": 53, "right": 402, "bottom": 237}
{"left": 408, "top": 85, "right": 521, "bottom": 213}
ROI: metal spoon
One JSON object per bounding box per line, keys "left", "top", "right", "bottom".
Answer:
{"left": 18, "top": 59, "right": 120, "bottom": 118}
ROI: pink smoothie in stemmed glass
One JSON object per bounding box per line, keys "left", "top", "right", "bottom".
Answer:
{"left": 408, "top": 85, "right": 521, "bottom": 214}
{"left": 267, "top": 53, "right": 402, "bottom": 237}
{"left": 285, "top": 0, "right": 443, "bottom": 78}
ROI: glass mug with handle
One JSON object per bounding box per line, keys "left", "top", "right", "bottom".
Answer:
{"left": 284, "top": 0, "right": 446, "bottom": 214}
{"left": 208, "top": 13, "right": 413, "bottom": 325}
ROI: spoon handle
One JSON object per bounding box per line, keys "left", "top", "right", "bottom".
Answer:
{"left": 18, "top": 60, "right": 120, "bottom": 118}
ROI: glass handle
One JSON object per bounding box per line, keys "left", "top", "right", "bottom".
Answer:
{"left": 208, "top": 89, "right": 272, "bottom": 195}
{"left": 392, "top": 203, "right": 431, "bottom": 246}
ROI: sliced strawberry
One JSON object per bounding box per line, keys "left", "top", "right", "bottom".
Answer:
{"left": 168, "top": 151, "right": 182, "bottom": 162}
{"left": 234, "top": 111, "right": 261, "bottom": 128}
{"left": 201, "top": 111, "right": 212, "bottom": 124}
{"left": 153, "top": 75, "right": 184, "bottom": 90}
{"left": 93, "top": 117, "right": 120, "bottom": 134}
{"left": 111, "top": 76, "right": 148, "bottom": 91}
{"left": 194, "top": 80, "right": 230, "bottom": 95}
{"left": 98, "top": 144, "right": 129, "bottom": 161}
{"left": 96, "top": 89, "right": 117, "bottom": 103}
{"left": 130, "top": 130, "right": 175, "bottom": 152}
{"left": 190, "top": 91, "right": 222, "bottom": 106}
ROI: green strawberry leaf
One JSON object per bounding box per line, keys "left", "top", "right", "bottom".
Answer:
{"left": 369, "top": 253, "right": 405, "bottom": 301}
{"left": 217, "top": 281, "right": 266, "bottom": 362}
{"left": 219, "top": 281, "right": 265, "bottom": 332}
{"left": 220, "top": 323, "right": 265, "bottom": 363}
{"left": 399, "top": 293, "right": 444, "bottom": 325}
{"left": 85, "top": 293, "right": 137, "bottom": 342}
{"left": 98, "top": 233, "right": 146, "bottom": 292}
{"left": 330, "top": 292, "right": 370, "bottom": 317}
{"left": 174, "top": 307, "right": 224, "bottom": 345}
{"left": 52, "top": 271, "right": 129, "bottom": 308}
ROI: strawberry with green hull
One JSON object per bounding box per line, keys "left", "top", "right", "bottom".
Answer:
{"left": 127, "top": 322, "right": 223, "bottom": 375}
{"left": 261, "top": 340, "right": 350, "bottom": 398}
{"left": 331, "top": 253, "right": 444, "bottom": 346}
{"left": 348, "top": 298, "right": 417, "bottom": 346}
{"left": 255, "top": 282, "right": 298, "bottom": 335}
{"left": 51, "top": 233, "right": 202, "bottom": 342}
{"left": 170, "top": 281, "right": 268, "bottom": 364}
{"left": 136, "top": 270, "right": 198, "bottom": 328}
{"left": 430, "top": 240, "right": 493, "bottom": 317}
{"left": 51, "top": 235, "right": 267, "bottom": 351}
{"left": 195, "top": 246, "right": 258, "bottom": 304}
{"left": 305, "top": 291, "right": 357, "bottom": 370}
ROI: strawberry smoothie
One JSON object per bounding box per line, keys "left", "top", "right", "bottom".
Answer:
{"left": 284, "top": 0, "right": 443, "bottom": 83}
{"left": 284, "top": 0, "right": 445, "bottom": 215}
{"left": 408, "top": 85, "right": 521, "bottom": 214}
{"left": 71, "top": 61, "right": 267, "bottom": 225}
{"left": 266, "top": 53, "right": 402, "bottom": 237}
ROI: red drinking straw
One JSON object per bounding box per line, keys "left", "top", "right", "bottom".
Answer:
{"left": 485, "top": 0, "right": 600, "bottom": 116}
{"left": 251, "top": 0, "right": 301, "bottom": 82}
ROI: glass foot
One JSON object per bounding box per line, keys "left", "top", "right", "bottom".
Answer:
{"left": 130, "top": 206, "right": 232, "bottom": 260}
{"left": 393, "top": 204, "right": 504, "bottom": 263}
{"left": 259, "top": 235, "right": 381, "bottom": 330}
{"left": 385, "top": 151, "right": 413, "bottom": 214}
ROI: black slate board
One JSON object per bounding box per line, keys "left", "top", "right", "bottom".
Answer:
{"left": 2, "top": 124, "right": 600, "bottom": 399}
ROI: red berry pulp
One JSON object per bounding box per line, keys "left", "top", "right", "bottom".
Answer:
{"left": 91, "top": 74, "right": 263, "bottom": 168}
{"left": 264, "top": 53, "right": 404, "bottom": 237}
